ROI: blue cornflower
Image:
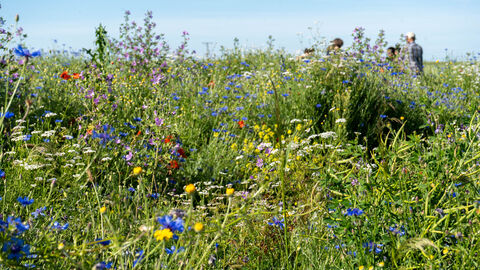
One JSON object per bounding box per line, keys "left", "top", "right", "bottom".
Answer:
{"left": 0, "top": 111, "right": 14, "bottom": 119}
{"left": 133, "top": 250, "right": 144, "bottom": 268}
{"left": 0, "top": 220, "right": 9, "bottom": 232}
{"left": 17, "top": 197, "right": 34, "bottom": 206}
{"left": 95, "top": 238, "right": 112, "bottom": 246}
{"left": 165, "top": 245, "right": 185, "bottom": 254}
{"left": 95, "top": 261, "right": 113, "bottom": 269}
{"left": 2, "top": 237, "right": 31, "bottom": 261}
{"left": 380, "top": 114, "right": 387, "bottom": 119}
{"left": 128, "top": 187, "right": 136, "bottom": 193}
{"left": 7, "top": 216, "right": 30, "bottom": 233}
{"left": 267, "top": 217, "right": 285, "bottom": 229}
{"left": 267, "top": 90, "right": 274, "bottom": 94}
{"left": 133, "top": 117, "right": 142, "bottom": 122}
{"left": 344, "top": 208, "right": 364, "bottom": 216}
{"left": 92, "top": 125, "right": 115, "bottom": 146}
{"left": 51, "top": 221, "right": 69, "bottom": 231}
{"left": 14, "top": 45, "right": 41, "bottom": 58}
{"left": 388, "top": 224, "right": 406, "bottom": 236}
{"left": 31, "top": 207, "right": 46, "bottom": 218}
{"left": 124, "top": 122, "right": 136, "bottom": 129}
{"left": 0, "top": 169, "right": 5, "bottom": 178}
{"left": 157, "top": 215, "right": 184, "bottom": 233}
{"left": 363, "top": 241, "right": 383, "bottom": 254}
{"left": 149, "top": 193, "right": 160, "bottom": 199}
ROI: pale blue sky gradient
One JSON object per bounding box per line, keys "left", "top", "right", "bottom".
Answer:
{"left": 2, "top": 0, "right": 479, "bottom": 60}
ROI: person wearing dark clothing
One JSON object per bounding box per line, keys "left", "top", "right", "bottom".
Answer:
{"left": 405, "top": 32, "right": 423, "bottom": 74}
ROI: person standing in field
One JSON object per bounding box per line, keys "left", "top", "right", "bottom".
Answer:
{"left": 326, "top": 38, "right": 344, "bottom": 55}
{"left": 405, "top": 32, "right": 423, "bottom": 74}
{"left": 297, "top": 48, "right": 315, "bottom": 60}
{"left": 386, "top": 47, "right": 397, "bottom": 61}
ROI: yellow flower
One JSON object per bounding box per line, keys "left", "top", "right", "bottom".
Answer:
{"left": 58, "top": 243, "right": 65, "bottom": 250}
{"left": 400, "top": 116, "right": 405, "bottom": 120}
{"left": 443, "top": 248, "right": 449, "bottom": 255}
{"left": 359, "top": 266, "right": 364, "bottom": 270}
{"left": 378, "top": 261, "right": 385, "bottom": 267}
{"left": 368, "top": 267, "right": 373, "bottom": 270}
{"left": 133, "top": 167, "right": 142, "bottom": 175}
{"left": 154, "top": 228, "right": 173, "bottom": 241}
{"left": 193, "top": 222, "right": 204, "bottom": 232}
{"left": 226, "top": 188, "right": 235, "bottom": 196}
{"left": 185, "top": 184, "right": 196, "bottom": 194}
{"left": 100, "top": 206, "right": 106, "bottom": 214}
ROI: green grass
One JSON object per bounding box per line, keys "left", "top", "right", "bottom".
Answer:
{"left": 0, "top": 18, "right": 480, "bottom": 269}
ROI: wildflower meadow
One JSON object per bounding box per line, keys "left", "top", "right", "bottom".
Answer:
{"left": 1, "top": 10, "right": 480, "bottom": 269}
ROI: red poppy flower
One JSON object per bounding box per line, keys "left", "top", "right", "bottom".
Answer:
{"left": 60, "top": 71, "right": 71, "bottom": 80}
{"left": 238, "top": 120, "right": 245, "bottom": 128}
{"left": 164, "top": 135, "right": 173, "bottom": 144}
{"left": 72, "top": 73, "right": 81, "bottom": 79}
{"left": 177, "top": 148, "right": 187, "bottom": 158}
{"left": 169, "top": 160, "right": 179, "bottom": 169}
{"left": 207, "top": 80, "right": 215, "bottom": 87}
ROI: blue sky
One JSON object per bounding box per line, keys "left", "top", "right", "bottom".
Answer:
{"left": 2, "top": 0, "right": 479, "bottom": 60}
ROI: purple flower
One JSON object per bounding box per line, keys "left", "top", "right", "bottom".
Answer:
{"left": 124, "top": 151, "right": 133, "bottom": 161}
{"left": 256, "top": 158, "right": 264, "bottom": 168}
{"left": 268, "top": 217, "right": 284, "bottom": 229}
{"left": 155, "top": 117, "right": 164, "bottom": 126}
{"left": 351, "top": 178, "right": 359, "bottom": 186}
{"left": 31, "top": 207, "right": 46, "bottom": 218}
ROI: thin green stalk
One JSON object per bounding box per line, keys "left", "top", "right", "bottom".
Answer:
{"left": 268, "top": 73, "right": 290, "bottom": 265}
